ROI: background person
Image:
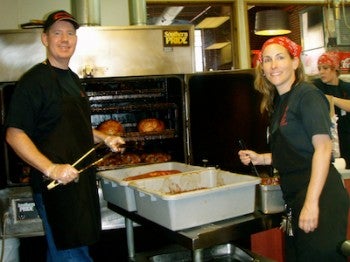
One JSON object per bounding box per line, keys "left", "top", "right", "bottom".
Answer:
{"left": 313, "top": 52, "right": 350, "bottom": 168}
{"left": 5, "top": 10, "right": 124, "bottom": 261}
{"left": 238, "top": 37, "right": 349, "bottom": 261}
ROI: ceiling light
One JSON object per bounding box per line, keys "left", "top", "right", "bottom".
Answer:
{"left": 254, "top": 10, "right": 291, "bottom": 36}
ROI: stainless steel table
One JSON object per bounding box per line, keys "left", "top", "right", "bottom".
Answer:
{"left": 107, "top": 203, "right": 281, "bottom": 261}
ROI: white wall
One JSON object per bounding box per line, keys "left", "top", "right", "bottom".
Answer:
{"left": 101, "top": 0, "right": 129, "bottom": 26}
{"left": 0, "top": 0, "right": 129, "bottom": 30}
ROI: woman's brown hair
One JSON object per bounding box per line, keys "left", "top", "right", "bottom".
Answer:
{"left": 254, "top": 54, "right": 305, "bottom": 115}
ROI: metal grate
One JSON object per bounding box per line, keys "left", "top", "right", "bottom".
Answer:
{"left": 336, "top": 6, "right": 350, "bottom": 46}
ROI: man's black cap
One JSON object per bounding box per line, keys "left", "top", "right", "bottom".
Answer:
{"left": 43, "top": 10, "right": 79, "bottom": 32}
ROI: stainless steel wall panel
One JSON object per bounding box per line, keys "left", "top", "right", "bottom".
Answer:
{"left": 0, "top": 26, "right": 195, "bottom": 82}
{"left": 0, "top": 30, "right": 45, "bottom": 82}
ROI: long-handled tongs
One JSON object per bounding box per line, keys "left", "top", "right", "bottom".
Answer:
{"left": 47, "top": 141, "right": 105, "bottom": 190}
{"left": 238, "top": 139, "right": 261, "bottom": 177}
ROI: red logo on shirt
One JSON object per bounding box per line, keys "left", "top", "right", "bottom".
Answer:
{"left": 280, "top": 106, "right": 288, "bottom": 126}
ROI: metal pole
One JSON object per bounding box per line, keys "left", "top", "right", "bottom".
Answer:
{"left": 125, "top": 217, "right": 135, "bottom": 260}
{"left": 71, "top": 0, "right": 101, "bottom": 26}
{"left": 128, "top": 0, "right": 147, "bottom": 25}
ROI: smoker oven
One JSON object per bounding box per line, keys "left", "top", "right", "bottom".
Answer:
{"left": 83, "top": 74, "right": 187, "bottom": 169}
{"left": 0, "top": 70, "right": 269, "bottom": 187}
{"left": 0, "top": 70, "right": 269, "bottom": 239}
{"left": 0, "top": 75, "right": 187, "bottom": 187}
{"left": 0, "top": 74, "right": 187, "bottom": 238}
{"left": 0, "top": 82, "right": 28, "bottom": 188}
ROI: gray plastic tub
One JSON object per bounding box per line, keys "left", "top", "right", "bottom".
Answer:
{"left": 98, "top": 162, "right": 204, "bottom": 211}
{"left": 129, "top": 169, "right": 260, "bottom": 230}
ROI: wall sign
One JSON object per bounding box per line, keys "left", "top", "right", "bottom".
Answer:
{"left": 163, "top": 30, "right": 189, "bottom": 47}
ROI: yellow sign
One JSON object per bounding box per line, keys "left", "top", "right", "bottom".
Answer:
{"left": 163, "top": 30, "right": 189, "bottom": 47}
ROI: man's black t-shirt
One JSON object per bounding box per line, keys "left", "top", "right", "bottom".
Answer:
{"left": 5, "top": 63, "right": 81, "bottom": 143}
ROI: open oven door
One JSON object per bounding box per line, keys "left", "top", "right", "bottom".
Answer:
{"left": 185, "top": 69, "right": 269, "bottom": 174}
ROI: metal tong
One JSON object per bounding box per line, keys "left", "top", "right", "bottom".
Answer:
{"left": 238, "top": 139, "right": 261, "bottom": 177}
{"left": 47, "top": 141, "right": 107, "bottom": 190}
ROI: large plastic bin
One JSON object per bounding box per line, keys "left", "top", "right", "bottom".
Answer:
{"left": 98, "top": 162, "right": 204, "bottom": 211}
{"left": 129, "top": 168, "right": 261, "bottom": 230}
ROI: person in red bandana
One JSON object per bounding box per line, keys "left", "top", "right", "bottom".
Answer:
{"left": 238, "top": 37, "right": 349, "bottom": 261}
{"left": 313, "top": 52, "right": 350, "bottom": 168}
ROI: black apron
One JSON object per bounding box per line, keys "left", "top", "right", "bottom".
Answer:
{"left": 270, "top": 90, "right": 348, "bottom": 261}
{"left": 270, "top": 88, "right": 314, "bottom": 201}
{"left": 33, "top": 63, "right": 101, "bottom": 249}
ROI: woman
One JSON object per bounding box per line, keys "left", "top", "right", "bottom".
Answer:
{"left": 313, "top": 52, "right": 350, "bottom": 168}
{"left": 238, "top": 37, "right": 349, "bottom": 261}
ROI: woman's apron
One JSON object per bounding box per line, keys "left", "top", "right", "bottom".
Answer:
{"left": 33, "top": 64, "right": 101, "bottom": 249}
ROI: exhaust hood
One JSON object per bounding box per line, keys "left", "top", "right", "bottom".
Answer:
{"left": 72, "top": 0, "right": 148, "bottom": 26}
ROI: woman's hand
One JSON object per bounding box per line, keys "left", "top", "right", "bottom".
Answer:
{"left": 238, "top": 150, "right": 267, "bottom": 165}
{"left": 299, "top": 203, "right": 319, "bottom": 233}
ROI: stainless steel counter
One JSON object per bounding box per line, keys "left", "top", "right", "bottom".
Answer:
{"left": 107, "top": 202, "right": 282, "bottom": 261}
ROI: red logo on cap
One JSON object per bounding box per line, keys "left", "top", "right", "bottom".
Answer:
{"left": 53, "top": 12, "right": 73, "bottom": 21}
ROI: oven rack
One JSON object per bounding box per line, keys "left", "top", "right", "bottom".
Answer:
{"left": 87, "top": 92, "right": 165, "bottom": 101}
{"left": 90, "top": 102, "right": 178, "bottom": 113}
{"left": 122, "top": 129, "right": 177, "bottom": 142}
{"left": 85, "top": 83, "right": 166, "bottom": 94}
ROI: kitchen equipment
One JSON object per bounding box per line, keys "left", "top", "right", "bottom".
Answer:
{"left": 1, "top": 71, "right": 268, "bottom": 187}
{"left": 84, "top": 75, "right": 186, "bottom": 166}
{"left": 47, "top": 152, "right": 115, "bottom": 190}
{"left": 0, "top": 70, "right": 269, "bottom": 239}
{"left": 72, "top": 141, "right": 105, "bottom": 166}
{"left": 238, "top": 139, "right": 260, "bottom": 177}
{"left": 128, "top": 168, "right": 261, "bottom": 230}
{"left": 0, "top": 27, "right": 195, "bottom": 82}
{"left": 149, "top": 243, "right": 268, "bottom": 261}
{"left": 47, "top": 141, "right": 107, "bottom": 190}
{"left": 98, "top": 162, "right": 204, "bottom": 211}
{"left": 256, "top": 184, "right": 285, "bottom": 214}
{"left": 186, "top": 71, "right": 269, "bottom": 172}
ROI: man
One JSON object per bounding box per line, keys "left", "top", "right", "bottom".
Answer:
{"left": 5, "top": 10, "right": 124, "bottom": 261}
{"left": 313, "top": 52, "right": 350, "bottom": 168}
